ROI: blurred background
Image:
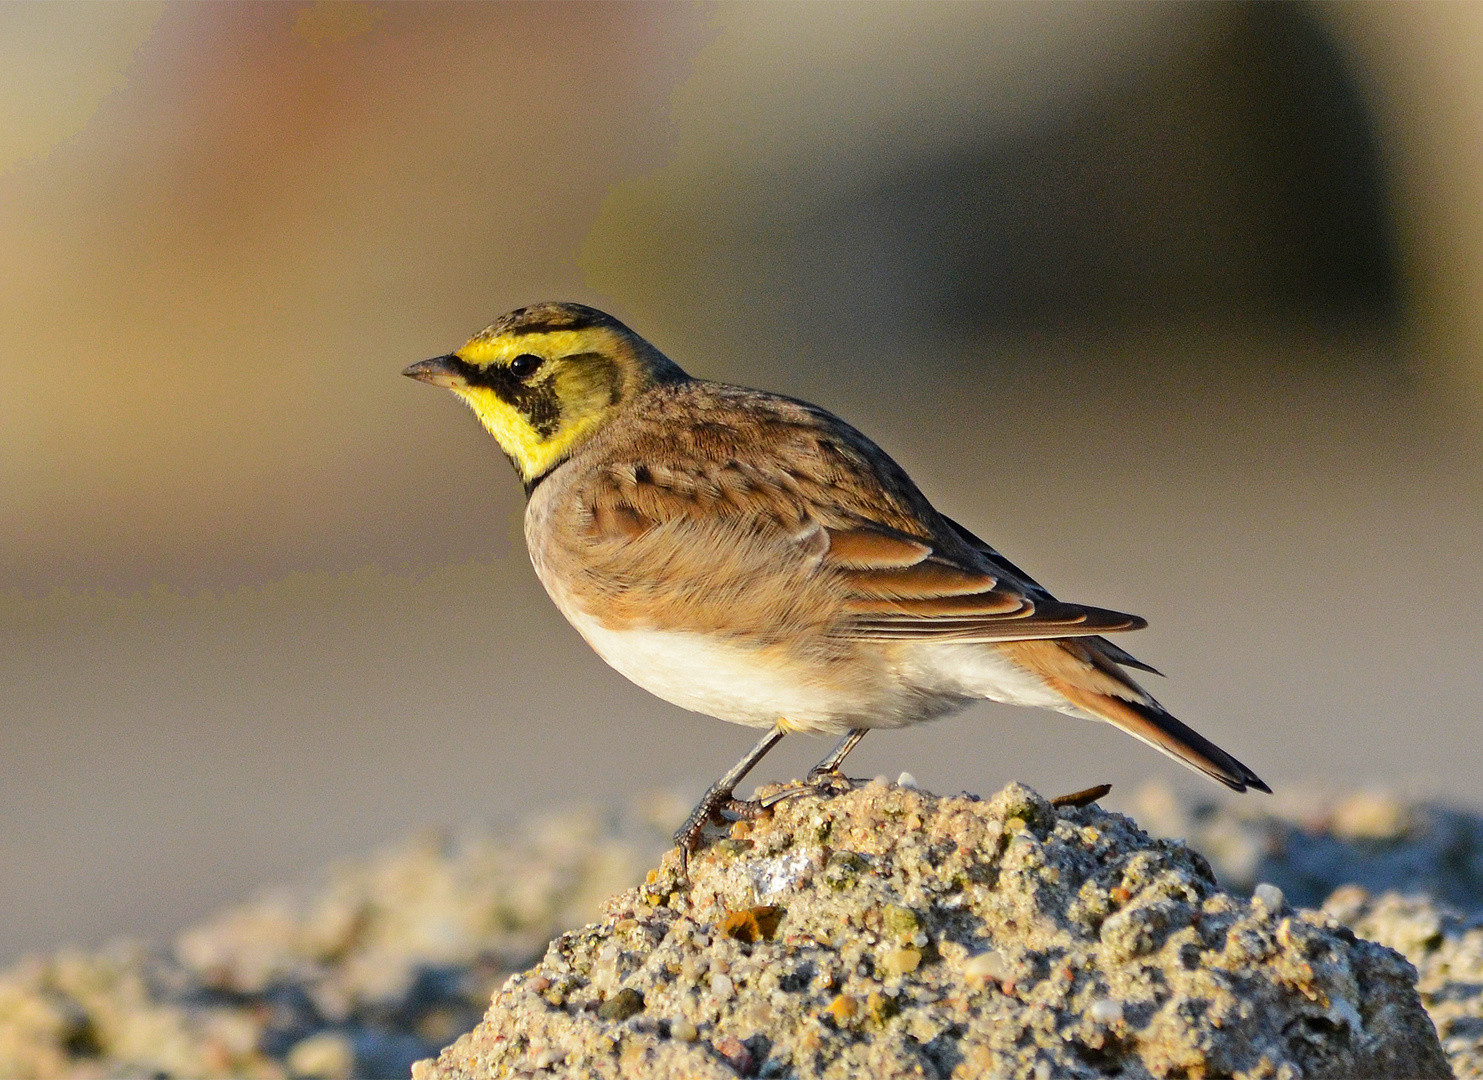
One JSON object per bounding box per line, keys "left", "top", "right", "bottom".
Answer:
{"left": 2, "top": 1, "right": 1481, "bottom": 966}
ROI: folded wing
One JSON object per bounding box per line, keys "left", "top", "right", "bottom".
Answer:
{"left": 822, "top": 524, "right": 1146, "bottom": 643}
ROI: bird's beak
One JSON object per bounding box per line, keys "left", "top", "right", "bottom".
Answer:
{"left": 402, "top": 353, "right": 465, "bottom": 388}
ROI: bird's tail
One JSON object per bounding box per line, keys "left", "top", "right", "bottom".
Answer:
{"left": 1002, "top": 639, "right": 1270, "bottom": 793}
{"left": 1054, "top": 683, "right": 1270, "bottom": 793}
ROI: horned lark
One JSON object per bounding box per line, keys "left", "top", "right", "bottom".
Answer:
{"left": 406, "top": 302, "right": 1268, "bottom": 862}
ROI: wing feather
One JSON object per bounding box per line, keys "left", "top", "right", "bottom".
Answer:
{"left": 821, "top": 523, "right": 1145, "bottom": 642}
{"left": 561, "top": 390, "right": 1148, "bottom": 646}
{"left": 823, "top": 527, "right": 933, "bottom": 569}
{"left": 843, "top": 561, "right": 1000, "bottom": 599}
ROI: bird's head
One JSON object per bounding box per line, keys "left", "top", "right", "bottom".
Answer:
{"left": 405, "top": 303, "right": 687, "bottom": 489}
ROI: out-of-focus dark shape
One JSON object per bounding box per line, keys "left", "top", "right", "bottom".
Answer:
{"left": 588, "top": 3, "right": 1400, "bottom": 354}
{"left": 847, "top": 2, "right": 1398, "bottom": 334}
{"left": 1324, "top": 0, "right": 1483, "bottom": 409}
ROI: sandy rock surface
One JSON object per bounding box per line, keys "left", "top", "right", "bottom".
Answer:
{"left": 1326, "top": 887, "right": 1483, "bottom": 1078}
{"left": 1, "top": 780, "right": 1477, "bottom": 1079}
{"left": 1131, "top": 782, "right": 1483, "bottom": 917}
{"left": 417, "top": 782, "right": 1450, "bottom": 1080}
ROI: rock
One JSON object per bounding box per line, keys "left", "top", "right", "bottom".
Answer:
{"left": 1130, "top": 780, "right": 1483, "bottom": 916}
{"left": 1326, "top": 886, "right": 1483, "bottom": 1079}
{"left": 0, "top": 783, "right": 1471, "bottom": 1078}
{"left": 416, "top": 782, "right": 1450, "bottom": 1080}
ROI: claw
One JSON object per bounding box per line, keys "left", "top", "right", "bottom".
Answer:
{"left": 674, "top": 783, "right": 761, "bottom": 872}
{"left": 757, "top": 785, "right": 811, "bottom": 809}
{"left": 758, "top": 771, "right": 856, "bottom": 809}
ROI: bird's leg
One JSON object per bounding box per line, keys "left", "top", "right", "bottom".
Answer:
{"left": 758, "top": 728, "right": 869, "bottom": 808}
{"left": 807, "top": 728, "right": 868, "bottom": 781}
{"left": 674, "top": 724, "right": 787, "bottom": 870}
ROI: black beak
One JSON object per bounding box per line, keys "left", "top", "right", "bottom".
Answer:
{"left": 402, "top": 354, "right": 464, "bottom": 387}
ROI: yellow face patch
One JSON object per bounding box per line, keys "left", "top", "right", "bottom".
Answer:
{"left": 457, "top": 329, "right": 598, "bottom": 368}
{"left": 449, "top": 326, "right": 628, "bottom": 485}
{"left": 410, "top": 303, "right": 689, "bottom": 488}
{"left": 448, "top": 384, "right": 551, "bottom": 476}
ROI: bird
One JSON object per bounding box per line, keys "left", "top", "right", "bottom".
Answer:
{"left": 404, "top": 302, "right": 1268, "bottom": 864}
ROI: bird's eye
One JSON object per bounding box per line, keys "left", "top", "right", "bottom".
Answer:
{"left": 509, "top": 354, "right": 543, "bottom": 379}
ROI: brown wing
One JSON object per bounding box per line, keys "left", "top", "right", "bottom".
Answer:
{"left": 938, "top": 514, "right": 1161, "bottom": 669}
{"left": 569, "top": 469, "right": 1143, "bottom": 644}
{"left": 558, "top": 381, "right": 1145, "bottom": 643}
{"left": 821, "top": 523, "right": 1146, "bottom": 643}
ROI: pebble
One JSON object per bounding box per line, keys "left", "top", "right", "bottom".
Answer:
{"left": 964, "top": 949, "right": 1008, "bottom": 986}
{"left": 712, "top": 1035, "right": 752, "bottom": 1073}
{"left": 596, "top": 987, "right": 644, "bottom": 1021}
{"left": 879, "top": 946, "right": 922, "bottom": 977}
{"left": 1253, "top": 882, "right": 1286, "bottom": 912}
{"left": 824, "top": 993, "right": 857, "bottom": 1022}
{"left": 708, "top": 973, "right": 734, "bottom": 1001}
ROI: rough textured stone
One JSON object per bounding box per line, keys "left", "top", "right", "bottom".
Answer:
{"left": 1130, "top": 781, "right": 1483, "bottom": 916}
{"left": 0, "top": 784, "right": 1472, "bottom": 1079}
{"left": 1326, "top": 887, "right": 1483, "bottom": 1079}
{"left": 417, "top": 782, "right": 1450, "bottom": 1080}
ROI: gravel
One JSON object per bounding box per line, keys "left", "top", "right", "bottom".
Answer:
{"left": 1325, "top": 887, "right": 1483, "bottom": 1078}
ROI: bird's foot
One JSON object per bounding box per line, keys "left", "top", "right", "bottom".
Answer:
{"left": 757, "top": 768, "right": 857, "bottom": 809}
{"left": 804, "top": 764, "right": 860, "bottom": 790}
{"left": 719, "top": 795, "right": 770, "bottom": 819}
{"left": 675, "top": 771, "right": 866, "bottom": 872}
{"left": 674, "top": 783, "right": 766, "bottom": 873}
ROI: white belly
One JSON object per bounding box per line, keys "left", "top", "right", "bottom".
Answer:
{"left": 898, "top": 642, "right": 1075, "bottom": 712}
{"left": 562, "top": 609, "right": 888, "bottom": 732}
{"left": 559, "top": 605, "right": 1077, "bottom": 733}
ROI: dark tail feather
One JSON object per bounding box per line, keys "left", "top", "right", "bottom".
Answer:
{"left": 1089, "top": 635, "right": 1163, "bottom": 676}
{"left": 1053, "top": 682, "right": 1270, "bottom": 794}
